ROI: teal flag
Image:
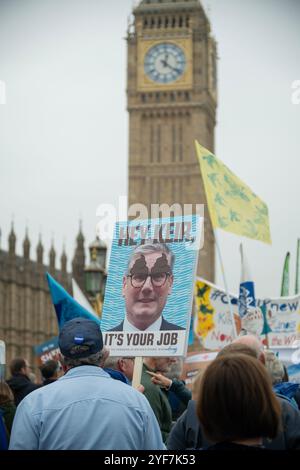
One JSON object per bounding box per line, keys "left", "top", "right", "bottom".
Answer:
{"left": 280, "top": 252, "right": 290, "bottom": 297}
{"left": 46, "top": 273, "right": 101, "bottom": 330}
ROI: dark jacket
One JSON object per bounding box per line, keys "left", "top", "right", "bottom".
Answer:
{"left": 205, "top": 442, "right": 266, "bottom": 451}
{"left": 168, "top": 379, "right": 192, "bottom": 421}
{"left": 169, "top": 379, "right": 192, "bottom": 405}
{"left": 109, "top": 316, "right": 184, "bottom": 331}
{"left": 166, "top": 397, "right": 300, "bottom": 450}
{"left": 0, "top": 401, "right": 16, "bottom": 435}
{"left": 141, "top": 363, "right": 172, "bottom": 443}
{"left": 6, "top": 375, "right": 40, "bottom": 406}
{"left": 42, "top": 378, "right": 57, "bottom": 386}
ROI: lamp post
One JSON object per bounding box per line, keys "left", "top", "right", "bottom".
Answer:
{"left": 84, "top": 237, "right": 107, "bottom": 318}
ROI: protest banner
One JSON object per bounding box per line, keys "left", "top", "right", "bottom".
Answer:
{"left": 258, "top": 296, "right": 300, "bottom": 348}
{"left": 296, "top": 239, "right": 300, "bottom": 295}
{"left": 0, "top": 340, "right": 5, "bottom": 379}
{"left": 181, "top": 351, "right": 218, "bottom": 391}
{"left": 239, "top": 243, "right": 256, "bottom": 318}
{"left": 271, "top": 348, "right": 300, "bottom": 383}
{"left": 194, "top": 278, "right": 300, "bottom": 350}
{"left": 101, "top": 215, "right": 202, "bottom": 356}
{"left": 194, "top": 278, "right": 238, "bottom": 350}
{"left": 34, "top": 337, "right": 60, "bottom": 366}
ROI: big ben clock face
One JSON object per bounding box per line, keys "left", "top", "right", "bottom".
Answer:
{"left": 138, "top": 38, "right": 192, "bottom": 91}
{"left": 144, "top": 43, "right": 186, "bottom": 84}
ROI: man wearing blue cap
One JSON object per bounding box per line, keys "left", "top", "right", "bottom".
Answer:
{"left": 9, "top": 317, "right": 165, "bottom": 450}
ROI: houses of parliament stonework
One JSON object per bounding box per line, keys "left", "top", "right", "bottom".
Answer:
{"left": 0, "top": 225, "right": 94, "bottom": 372}
{"left": 1, "top": 0, "right": 217, "bottom": 372}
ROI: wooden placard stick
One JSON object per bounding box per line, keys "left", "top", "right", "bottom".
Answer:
{"left": 132, "top": 356, "right": 143, "bottom": 389}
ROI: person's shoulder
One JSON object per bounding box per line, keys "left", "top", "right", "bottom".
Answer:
{"left": 104, "top": 368, "right": 129, "bottom": 384}
{"left": 161, "top": 317, "right": 185, "bottom": 330}
{"left": 205, "top": 442, "right": 267, "bottom": 451}
{"left": 277, "top": 393, "right": 300, "bottom": 420}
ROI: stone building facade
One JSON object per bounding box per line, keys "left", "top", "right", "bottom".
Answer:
{"left": 127, "top": 0, "right": 217, "bottom": 281}
{"left": 0, "top": 224, "right": 87, "bottom": 375}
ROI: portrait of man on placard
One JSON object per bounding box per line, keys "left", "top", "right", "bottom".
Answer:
{"left": 108, "top": 242, "right": 184, "bottom": 332}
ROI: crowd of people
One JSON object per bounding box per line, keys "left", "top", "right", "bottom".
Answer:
{"left": 1, "top": 318, "right": 300, "bottom": 450}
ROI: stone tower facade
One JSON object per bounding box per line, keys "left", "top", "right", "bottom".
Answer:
{"left": 0, "top": 224, "right": 87, "bottom": 376}
{"left": 127, "top": 0, "right": 217, "bottom": 280}
{"left": 72, "top": 222, "right": 86, "bottom": 292}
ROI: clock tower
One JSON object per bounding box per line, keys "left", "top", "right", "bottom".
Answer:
{"left": 127, "top": 0, "right": 217, "bottom": 281}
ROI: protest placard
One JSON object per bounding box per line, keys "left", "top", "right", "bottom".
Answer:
{"left": 194, "top": 278, "right": 300, "bottom": 350}
{"left": 101, "top": 215, "right": 202, "bottom": 356}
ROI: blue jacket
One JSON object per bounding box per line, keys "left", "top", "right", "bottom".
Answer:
{"left": 9, "top": 365, "right": 165, "bottom": 450}
{"left": 0, "top": 410, "right": 8, "bottom": 450}
{"left": 274, "top": 382, "right": 300, "bottom": 410}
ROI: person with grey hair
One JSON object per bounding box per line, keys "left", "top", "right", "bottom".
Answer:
{"left": 104, "top": 356, "right": 135, "bottom": 382}
{"left": 109, "top": 242, "right": 184, "bottom": 331}
{"left": 265, "top": 350, "right": 285, "bottom": 384}
{"left": 146, "top": 358, "right": 191, "bottom": 421}
{"left": 9, "top": 318, "right": 165, "bottom": 450}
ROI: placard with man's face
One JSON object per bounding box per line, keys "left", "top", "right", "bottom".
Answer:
{"left": 101, "top": 215, "right": 203, "bottom": 357}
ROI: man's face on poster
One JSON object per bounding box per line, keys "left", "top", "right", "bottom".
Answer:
{"left": 122, "top": 251, "right": 174, "bottom": 330}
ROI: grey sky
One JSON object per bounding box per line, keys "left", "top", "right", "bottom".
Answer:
{"left": 0, "top": 0, "right": 299, "bottom": 298}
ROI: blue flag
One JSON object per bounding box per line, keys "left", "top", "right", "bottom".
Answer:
{"left": 238, "top": 243, "right": 256, "bottom": 318}
{"left": 46, "top": 273, "right": 101, "bottom": 330}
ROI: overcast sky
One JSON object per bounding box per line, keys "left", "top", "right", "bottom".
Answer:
{"left": 0, "top": 0, "right": 299, "bottom": 298}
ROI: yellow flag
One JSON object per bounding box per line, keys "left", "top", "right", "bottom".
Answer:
{"left": 195, "top": 140, "right": 272, "bottom": 244}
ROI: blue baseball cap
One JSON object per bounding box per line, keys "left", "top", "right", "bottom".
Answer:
{"left": 59, "top": 317, "right": 103, "bottom": 359}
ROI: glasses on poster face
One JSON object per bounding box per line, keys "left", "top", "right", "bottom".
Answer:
{"left": 128, "top": 272, "right": 171, "bottom": 288}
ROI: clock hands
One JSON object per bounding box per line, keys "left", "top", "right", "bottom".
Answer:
{"left": 160, "top": 56, "right": 180, "bottom": 74}
{"left": 167, "top": 63, "right": 181, "bottom": 74}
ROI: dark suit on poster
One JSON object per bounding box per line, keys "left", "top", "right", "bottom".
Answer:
{"left": 109, "top": 316, "right": 184, "bottom": 332}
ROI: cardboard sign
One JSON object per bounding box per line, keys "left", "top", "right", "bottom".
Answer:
{"left": 194, "top": 278, "right": 300, "bottom": 350}
{"left": 34, "top": 337, "right": 60, "bottom": 366}
{"left": 101, "top": 216, "right": 202, "bottom": 356}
